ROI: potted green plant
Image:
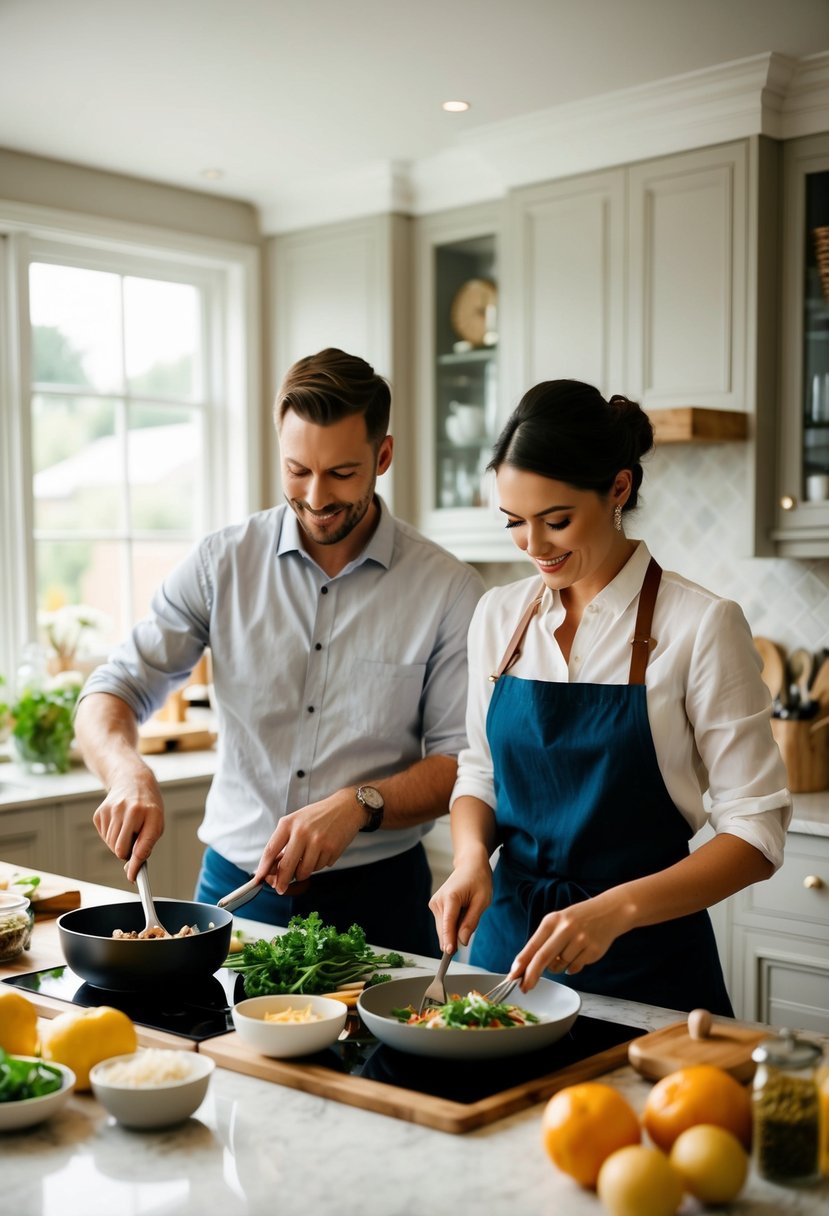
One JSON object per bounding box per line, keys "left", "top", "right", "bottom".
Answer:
{"left": 10, "top": 671, "right": 83, "bottom": 775}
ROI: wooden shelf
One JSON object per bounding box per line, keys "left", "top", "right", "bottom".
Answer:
{"left": 648, "top": 407, "right": 749, "bottom": 444}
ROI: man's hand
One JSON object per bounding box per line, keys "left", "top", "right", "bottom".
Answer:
{"left": 253, "top": 789, "right": 366, "bottom": 895}
{"left": 92, "top": 761, "right": 165, "bottom": 884}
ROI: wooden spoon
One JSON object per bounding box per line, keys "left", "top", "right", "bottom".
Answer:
{"left": 788, "top": 648, "right": 815, "bottom": 705}
{"left": 810, "top": 656, "right": 829, "bottom": 713}
{"left": 753, "top": 637, "right": 786, "bottom": 701}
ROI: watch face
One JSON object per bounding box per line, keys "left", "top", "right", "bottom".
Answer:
{"left": 358, "top": 786, "right": 383, "bottom": 810}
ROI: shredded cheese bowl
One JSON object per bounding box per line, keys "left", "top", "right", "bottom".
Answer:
{"left": 232, "top": 994, "right": 347, "bottom": 1058}
{"left": 89, "top": 1049, "right": 214, "bottom": 1129}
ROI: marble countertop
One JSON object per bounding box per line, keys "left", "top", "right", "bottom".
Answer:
{"left": 2, "top": 884, "right": 829, "bottom": 1216}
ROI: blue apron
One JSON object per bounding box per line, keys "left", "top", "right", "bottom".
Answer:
{"left": 471, "top": 559, "right": 733, "bottom": 1016}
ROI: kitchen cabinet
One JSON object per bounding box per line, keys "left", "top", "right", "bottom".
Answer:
{"left": 726, "top": 831, "right": 829, "bottom": 1034}
{"left": 507, "top": 142, "right": 750, "bottom": 416}
{"left": 413, "top": 201, "right": 516, "bottom": 560}
{"left": 773, "top": 131, "right": 829, "bottom": 557}
{"left": 0, "top": 771, "right": 212, "bottom": 899}
{"left": 0, "top": 805, "right": 60, "bottom": 872}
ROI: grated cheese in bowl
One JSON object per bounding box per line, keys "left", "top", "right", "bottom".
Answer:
{"left": 263, "top": 1003, "right": 321, "bottom": 1024}
{"left": 96, "top": 1049, "right": 196, "bottom": 1087}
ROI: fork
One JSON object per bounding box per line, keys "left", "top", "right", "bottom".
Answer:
{"left": 483, "top": 975, "right": 520, "bottom": 1005}
{"left": 417, "top": 947, "right": 454, "bottom": 1015}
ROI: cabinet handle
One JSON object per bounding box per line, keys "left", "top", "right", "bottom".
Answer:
{"left": 780, "top": 495, "right": 797, "bottom": 511}
{"left": 803, "top": 874, "right": 824, "bottom": 890}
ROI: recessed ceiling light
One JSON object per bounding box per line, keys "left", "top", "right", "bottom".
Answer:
{"left": 200, "top": 168, "right": 225, "bottom": 181}
{"left": 442, "top": 100, "right": 470, "bottom": 113}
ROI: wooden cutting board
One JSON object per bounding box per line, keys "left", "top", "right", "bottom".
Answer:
{"left": 199, "top": 1023, "right": 641, "bottom": 1135}
{"left": 138, "top": 719, "right": 216, "bottom": 754}
{"left": 0, "top": 867, "right": 81, "bottom": 917}
{"left": 628, "top": 1018, "right": 766, "bottom": 1083}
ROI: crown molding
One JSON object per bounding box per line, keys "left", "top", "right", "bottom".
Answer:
{"left": 261, "top": 52, "right": 829, "bottom": 233}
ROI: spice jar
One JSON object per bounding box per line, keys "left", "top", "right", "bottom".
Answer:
{"left": 752, "top": 1028, "right": 822, "bottom": 1185}
{"left": 0, "top": 891, "right": 34, "bottom": 962}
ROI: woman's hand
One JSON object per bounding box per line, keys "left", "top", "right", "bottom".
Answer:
{"left": 510, "top": 892, "right": 631, "bottom": 990}
{"left": 429, "top": 848, "right": 493, "bottom": 955}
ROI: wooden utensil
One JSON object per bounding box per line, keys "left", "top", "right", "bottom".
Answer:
{"left": 789, "top": 648, "right": 815, "bottom": 705}
{"left": 753, "top": 637, "right": 786, "bottom": 701}
{"left": 628, "top": 1008, "right": 766, "bottom": 1083}
{"left": 810, "top": 656, "right": 829, "bottom": 713}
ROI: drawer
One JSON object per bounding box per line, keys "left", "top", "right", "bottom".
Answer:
{"left": 735, "top": 834, "right": 829, "bottom": 931}
{"left": 735, "top": 925, "right": 829, "bottom": 1034}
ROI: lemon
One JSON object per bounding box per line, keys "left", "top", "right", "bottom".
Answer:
{"left": 0, "top": 989, "right": 39, "bottom": 1055}
{"left": 669, "top": 1123, "right": 748, "bottom": 1204}
{"left": 597, "top": 1145, "right": 683, "bottom": 1216}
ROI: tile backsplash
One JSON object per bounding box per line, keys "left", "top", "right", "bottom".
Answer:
{"left": 474, "top": 443, "right": 829, "bottom": 655}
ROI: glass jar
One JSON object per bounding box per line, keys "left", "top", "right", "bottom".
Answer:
{"left": 0, "top": 892, "right": 34, "bottom": 963}
{"left": 752, "top": 1028, "right": 822, "bottom": 1185}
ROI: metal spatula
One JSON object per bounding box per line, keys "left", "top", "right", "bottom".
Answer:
{"left": 135, "top": 861, "right": 169, "bottom": 936}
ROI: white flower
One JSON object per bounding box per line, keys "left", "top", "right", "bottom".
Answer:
{"left": 37, "top": 604, "right": 110, "bottom": 660}
{"left": 47, "top": 670, "right": 84, "bottom": 692}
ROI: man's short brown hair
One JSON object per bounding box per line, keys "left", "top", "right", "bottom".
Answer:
{"left": 275, "top": 348, "right": 391, "bottom": 447}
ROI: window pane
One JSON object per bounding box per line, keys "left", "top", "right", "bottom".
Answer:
{"left": 35, "top": 539, "right": 123, "bottom": 646}
{"left": 127, "top": 407, "right": 200, "bottom": 532}
{"left": 29, "top": 263, "right": 122, "bottom": 392}
{"left": 124, "top": 277, "right": 200, "bottom": 400}
{"left": 32, "top": 394, "right": 123, "bottom": 532}
{"left": 131, "top": 540, "right": 192, "bottom": 622}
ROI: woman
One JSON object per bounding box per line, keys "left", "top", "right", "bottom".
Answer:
{"left": 430, "top": 380, "right": 790, "bottom": 1015}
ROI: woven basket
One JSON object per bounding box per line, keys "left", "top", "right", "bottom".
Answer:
{"left": 815, "top": 227, "right": 829, "bottom": 304}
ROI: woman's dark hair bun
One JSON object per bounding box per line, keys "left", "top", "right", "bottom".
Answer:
{"left": 490, "top": 380, "right": 653, "bottom": 511}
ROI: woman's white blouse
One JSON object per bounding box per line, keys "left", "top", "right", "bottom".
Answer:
{"left": 451, "top": 541, "right": 791, "bottom": 871}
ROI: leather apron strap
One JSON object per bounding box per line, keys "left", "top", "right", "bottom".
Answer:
{"left": 627, "top": 557, "right": 662, "bottom": 685}
{"left": 489, "top": 556, "right": 663, "bottom": 685}
{"left": 489, "top": 584, "right": 544, "bottom": 682}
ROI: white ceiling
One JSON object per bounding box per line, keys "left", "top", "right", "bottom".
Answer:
{"left": 1, "top": 0, "right": 828, "bottom": 233}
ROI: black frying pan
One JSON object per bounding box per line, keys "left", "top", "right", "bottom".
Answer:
{"left": 57, "top": 898, "right": 233, "bottom": 991}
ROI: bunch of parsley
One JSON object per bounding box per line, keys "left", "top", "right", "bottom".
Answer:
{"left": 224, "top": 911, "right": 407, "bottom": 997}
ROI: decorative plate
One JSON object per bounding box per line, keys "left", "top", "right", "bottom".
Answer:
{"left": 449, "top": 278, "right": 497, "bottom": 346}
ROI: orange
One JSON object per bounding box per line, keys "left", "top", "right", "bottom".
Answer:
{"left": 541, "top": 1081, "right": 641, "bottom": 1189}
{"left": 643, "top": 1064, "right": 752, "bottom": 1152}
{"left": 597, "top": 1145, "right": 683, "bottom": 1216}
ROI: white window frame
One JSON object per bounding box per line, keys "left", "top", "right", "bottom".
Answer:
{"left": 0, "top": 200, "right": 261, "bottom": 686}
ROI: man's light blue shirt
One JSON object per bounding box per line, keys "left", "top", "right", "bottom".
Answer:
{"left": 81, "top": 498, "right": 484, "bottom": 872}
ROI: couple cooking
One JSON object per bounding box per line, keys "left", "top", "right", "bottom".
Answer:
{"left": 75, "top": 348, "right": 791, "bottom": 1017}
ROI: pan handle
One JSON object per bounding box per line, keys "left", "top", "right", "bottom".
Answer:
{"left": 217, "top": 876, "right": 263, "bottom": 913}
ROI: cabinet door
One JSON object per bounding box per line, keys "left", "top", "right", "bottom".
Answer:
{"left": 0, "top": 807, "right": 60, "bottom": 872}
{"left": 507, "top": 169, "right": 625, "bottom": 402}
{"left": 774, "top": 131, "right": 829, "bottom": 554}
{"left": 627, "top": 143, "right": 747, "bottom": 411}
{"left": 733, "top": 924, "right": 829, "bottom": 1034}
{"left": 61, "top": 801, "right": 133, "bottom": 893}
{"left": 156, "top": 786, "right": 209, "bottom": 900}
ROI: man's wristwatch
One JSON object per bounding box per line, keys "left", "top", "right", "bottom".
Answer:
{"left": 355, "top": 785, "right": 384, "bottom": 833}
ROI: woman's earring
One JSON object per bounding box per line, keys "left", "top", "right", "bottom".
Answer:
{"left": 613, "top": 504, "right": 623, "bottom": 532}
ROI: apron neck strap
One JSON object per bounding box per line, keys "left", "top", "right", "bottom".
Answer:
{"left": 628, "top": 557, "right": 662, "bottom": 685}
{"left": 489, "top": 557, "right": 663, "bottom": 686}
{"left": 489, "top": 584, "right": 544, "bottom": 683}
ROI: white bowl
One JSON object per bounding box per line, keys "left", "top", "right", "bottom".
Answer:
{"left": 357, "top": 972, "right": 581, "bottom": 1059}
{"left": 232, "top": 994, "right": 347, "bottom": 1058}
{"left": 0, "top": 1058, "right": 75, "bottom": 1131}
{"left": 89, "top": 1050, "right": 214, "bottom": 1129}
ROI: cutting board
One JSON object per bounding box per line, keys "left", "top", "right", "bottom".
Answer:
{"left": 199, "top": 1022, "right": 641, "bottom": 1135}
{"left": 628, "top": 1019, "right": 766, "bottom": 1083}
{"left": 138, "top": 719, "right": 216, "bottom": 754}
{"left": 0, "top": 867, "right": 81, "bottom": 917}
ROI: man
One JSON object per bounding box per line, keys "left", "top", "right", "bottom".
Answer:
{"left": 75, "top": 348, "right": 484, "bottom": 956}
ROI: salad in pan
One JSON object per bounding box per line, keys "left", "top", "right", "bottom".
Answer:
{"left": 391, "top": 989, "right": 541, "bottom": 1030}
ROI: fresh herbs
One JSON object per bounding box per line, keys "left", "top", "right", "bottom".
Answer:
{"left": 391, "top": 990, "right": 540, "bottom": 1029}
{"left": 0, "top": 1048, "right": 63, "bottom": 1102}
{"left": 224, "top": 911, "right": 408, "bottom": 997}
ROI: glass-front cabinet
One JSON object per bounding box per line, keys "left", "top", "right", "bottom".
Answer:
{"left": 775, "top": 132, "right": 829, "bottom": 556}
{"left": 414, "top": 202, "right": 515, "bottom": 560}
